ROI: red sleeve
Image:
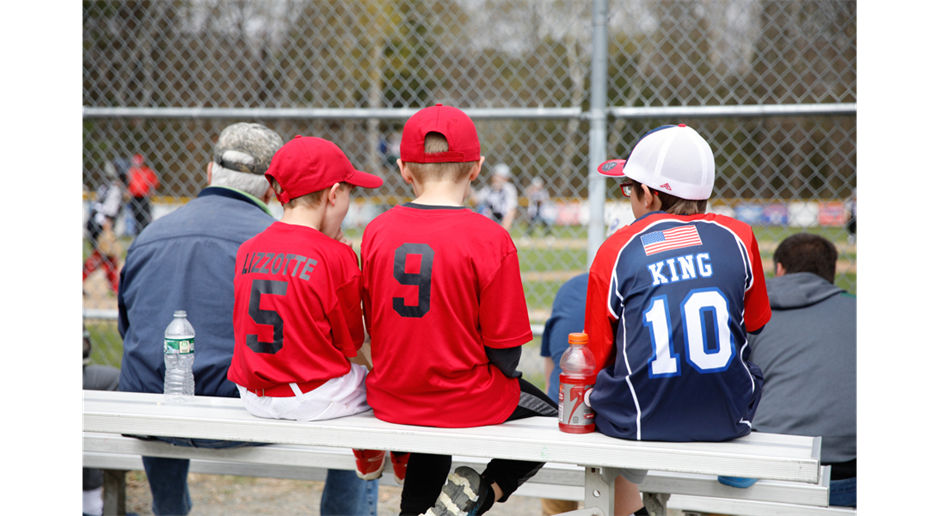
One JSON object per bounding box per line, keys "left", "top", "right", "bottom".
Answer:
{"left": 584, "top": 249, "right": 618, "bottom": 373}
{"left": 329, "top": 257, "right": 365, "bottom": 359}
{"left": 479, "top": 251, "right": 532, "bottom": 349}
{"left": 743, "top": 230, "right": 772, "bottom": 333}
{"left": 360, "top": 229, "right": 373, "bottom": 337}
{"left": 361, "top": 279, "right": 373, "bottom": 338}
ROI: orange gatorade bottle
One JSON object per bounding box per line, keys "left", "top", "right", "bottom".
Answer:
{"left": 558, "top": 332, "right": 597, "bottom": 434}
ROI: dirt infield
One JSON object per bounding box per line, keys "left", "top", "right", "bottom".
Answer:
{"left": 121, "top": 470, "right": 585, "bottom": 516}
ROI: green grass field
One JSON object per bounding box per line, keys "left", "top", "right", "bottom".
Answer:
{"left": 83, "top": 222, "right": 856, "bottom": 384}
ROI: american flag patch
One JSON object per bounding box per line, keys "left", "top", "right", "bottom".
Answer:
{"left": 640, "top": 226, "right": 702, "bottom": 255}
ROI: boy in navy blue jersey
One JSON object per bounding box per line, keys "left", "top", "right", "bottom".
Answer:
{"left": 585, "top": 124, "right": 772, "bottom": 514}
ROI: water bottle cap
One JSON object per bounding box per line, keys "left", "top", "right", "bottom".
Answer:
{"left": 568, "top": 332, "right": 588, "bottom": 345}
{"left": 174, "top": 310, "right": 187, "bottom": 317}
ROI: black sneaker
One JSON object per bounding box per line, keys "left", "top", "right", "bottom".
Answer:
{"left": 422, "top": 466, "right": 492, "bottom": 516}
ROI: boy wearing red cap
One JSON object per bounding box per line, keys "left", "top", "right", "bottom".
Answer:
{"left": 360, "top": 105, "right": 558, "bottom": 516}
{"left": 226, "top": 136, "right": 408, "bottom": 484}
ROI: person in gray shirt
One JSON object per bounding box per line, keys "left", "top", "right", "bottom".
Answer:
{"left": 748, "top": 233, "right": 856, "bottom": 507}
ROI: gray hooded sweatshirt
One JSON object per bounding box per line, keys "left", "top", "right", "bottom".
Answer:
{"left": 749, "top": 272, "right": 856, "bottom": 465}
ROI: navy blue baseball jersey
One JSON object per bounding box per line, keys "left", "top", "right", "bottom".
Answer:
{"left": 585, "top": 212, "right": 771, "bottom": 442}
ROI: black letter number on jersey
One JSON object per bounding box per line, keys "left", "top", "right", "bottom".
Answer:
{"left": 246, "top": 279, "right": 288, "bottom": 354}
{"left": 393, "top": 243, "right": 434, "bottom": 318}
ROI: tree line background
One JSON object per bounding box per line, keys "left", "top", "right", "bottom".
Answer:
{"left": 83, "top": 0, "right": 856, "bottom": 202}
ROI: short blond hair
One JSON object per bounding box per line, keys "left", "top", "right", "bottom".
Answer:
{"left": 404, "top": 132, "right": 477, "bottom": 183}
{"left": 270, "top": 180, "right": 351, "bottom": 209}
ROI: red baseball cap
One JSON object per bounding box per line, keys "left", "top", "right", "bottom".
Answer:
{"left": 265, "top": 136, "right": 383, "bottom": 204}
{"left": 400, "top": 104, "right": 481, "bottom": 163}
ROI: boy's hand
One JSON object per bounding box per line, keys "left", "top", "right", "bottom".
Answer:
{"left": 350, "top": 341, "right": 373, "bottom": 371}
{"left": 334, "top": 231, "right": 352, "bottom": 247}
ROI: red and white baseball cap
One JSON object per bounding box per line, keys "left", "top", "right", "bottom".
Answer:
{"left": 265, "top": 135, "right": 383, "bottom": 204}
{"left": 597, "top": 124, "right": 715, "bottom": 200}
{"left": 400, "top": 104, "right": 481, "bottom": 163}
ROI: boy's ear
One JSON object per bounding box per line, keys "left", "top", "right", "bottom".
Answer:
{"left": 469, "top": 156, "right": 485, "bottom": 181}
{"left": 262, "top": 186, "right": 275, "bottom": 204}
{"left": 327, "top": 183, "right": 341, "bottom": 205}
{"left": 398, "top": 159, "right": 414, "bottom": 184}
{"left": 642, "top": 184, "right": 661, "bottom": 211}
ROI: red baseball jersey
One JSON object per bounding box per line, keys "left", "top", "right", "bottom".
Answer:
{"left": 361, "top": 204, "right": 531, "bottom": 427}
{"left": 128, "top": 165, "right": 159, "bottom": 197}
{"left": 228, "top": 222, "right": 364, "bottom": 395}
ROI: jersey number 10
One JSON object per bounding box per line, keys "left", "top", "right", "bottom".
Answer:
{"left": 644, "top": 288, "right": 735, "bottom": 377}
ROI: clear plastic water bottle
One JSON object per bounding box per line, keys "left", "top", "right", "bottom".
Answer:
{"left": 558, "top": 332, "right": 597, "bottom": 434}
{"left": 164, "top": 310, "right": 195, "bottom": 403}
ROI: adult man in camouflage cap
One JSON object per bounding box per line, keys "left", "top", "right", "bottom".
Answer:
{"left": 117, "top": 123, "right": 379, "bottom": 516}
{"left": 213, "top": 121, "right": 283, "bottom": 176}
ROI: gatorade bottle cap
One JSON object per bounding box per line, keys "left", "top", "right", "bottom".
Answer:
{"left": 568, "top": 332, "right": 588, "bottom": 345}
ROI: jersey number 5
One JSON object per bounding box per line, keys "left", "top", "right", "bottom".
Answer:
{"left": 393, "top": 243, "right": 434, "bottom": 318}
{"left": 246, "top": 279, "right": 288, "bottom": 354}
{"left": 644, "top": 288, "right": 735, "bottom": 377}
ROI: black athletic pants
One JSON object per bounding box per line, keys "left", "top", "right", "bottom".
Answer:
{"left": 399, "top": 378, "right": 559, "bottom": 516}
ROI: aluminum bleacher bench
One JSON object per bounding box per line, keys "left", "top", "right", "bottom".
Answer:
{"left": 83, "top": 390, "right": 851, "bottom": 516}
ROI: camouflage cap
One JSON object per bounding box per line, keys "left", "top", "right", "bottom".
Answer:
{"left": 213, "top": 122, "right": 284, "bottom": 175}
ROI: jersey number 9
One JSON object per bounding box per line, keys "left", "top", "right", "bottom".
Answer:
{"left": 393, "top": 243, "right": 435, "bottom": 318}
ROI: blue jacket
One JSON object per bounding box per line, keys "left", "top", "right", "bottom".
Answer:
{"left": 118, "top": 187, "right": 274, "bottom": 397}
{"left": 540, "top": 273, "right": 589, "bottom": 403}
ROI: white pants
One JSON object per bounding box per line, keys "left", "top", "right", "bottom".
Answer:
{"left": 236, "top": 364, "right": 371, "bottom": 422}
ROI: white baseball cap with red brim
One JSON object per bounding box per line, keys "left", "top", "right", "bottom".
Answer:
{"left": 597, "top": 124, "right": 715, "bottom": 201}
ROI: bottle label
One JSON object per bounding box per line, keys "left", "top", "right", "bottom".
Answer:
{"left": 165, "top": 338, "right": 194, "bottom": 355}
{"left": 559, "top": 373, "right": 596, "bottom": 432}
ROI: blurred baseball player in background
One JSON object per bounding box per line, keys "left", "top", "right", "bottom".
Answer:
{"left": 82, "top": 159, "right": 127, "bottom": 296}
{"left": 472, "top": 162, "right": 518, "bottom": 231}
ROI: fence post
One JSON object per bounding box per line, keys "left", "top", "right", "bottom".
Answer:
{"left": 587, "top": 0, "right": 609, "bottom": 267}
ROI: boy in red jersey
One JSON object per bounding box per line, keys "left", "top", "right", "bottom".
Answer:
{"left": 227, "top": 135, "right": 408, "bottom": 485}
{"left": 586, "top": 125, "right": 772, "bottom": 514}
{"left": 360, "top": 104, "right": 558, "bottom": 516}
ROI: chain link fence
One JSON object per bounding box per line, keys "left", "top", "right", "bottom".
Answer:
{"left": 82, "top": 0, "right": 857, "bottom": 385}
